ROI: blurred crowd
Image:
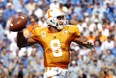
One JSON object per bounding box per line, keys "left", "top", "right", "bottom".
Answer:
{"left": 0, "top": 0, "right": 116, "bottom": 78}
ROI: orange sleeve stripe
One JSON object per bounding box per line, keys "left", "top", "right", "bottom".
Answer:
{"left": 45, "top": 67, "right": 53, "bottom": 78}
{"left": 46, "top": 67, "right": 52, "bottom": 72}
{"left": 27, "top": 25, "right": 32, "bottom": 32}
{"left": 46, "top": 67, "right": 48, "bottom": 72}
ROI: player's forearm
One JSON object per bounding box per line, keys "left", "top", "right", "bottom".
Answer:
{"left": 17, "top": 31, "right": 28, "bottom": 48}
{"left": 74, "top": 36, "right": 93, "bottom": 48}
{"left": 17, "top": 31, "right": 37, "bottom": 48}
{"left": 74, "top": 36, "right": 87, "bottom": 44}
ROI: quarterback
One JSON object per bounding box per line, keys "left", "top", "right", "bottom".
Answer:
{"left": 17, "top": 8, "right": 93, "bottom": 78}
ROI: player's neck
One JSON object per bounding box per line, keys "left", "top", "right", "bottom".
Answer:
{"left": 49, "top": 27, "right": 60, "bottom": 33}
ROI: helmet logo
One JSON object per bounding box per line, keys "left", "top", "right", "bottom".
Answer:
{"left": 47, "top": 9, "right": 53, "bottom": 18}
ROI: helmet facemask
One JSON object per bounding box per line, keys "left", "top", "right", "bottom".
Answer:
{"left": 55, "top": 15, "right": 69, "bottom": 30}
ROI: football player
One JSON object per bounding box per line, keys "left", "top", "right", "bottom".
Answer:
{"left": 17, "top": 8, "right": 94, "bottom": 78}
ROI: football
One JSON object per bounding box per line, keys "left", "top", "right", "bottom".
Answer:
{"left": 9, "top": 15, "right": 28, "bottom": 32}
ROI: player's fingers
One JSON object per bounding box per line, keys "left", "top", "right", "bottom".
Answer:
{"left": 87, "top": 40, "right": 94, "bottom": 45}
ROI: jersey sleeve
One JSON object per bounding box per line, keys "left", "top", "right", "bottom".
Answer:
{"left": 31, "top": 27, "right": 42, "bottom": 37}
{"left": 69, "top": 25, "right": 80, "bottom": 37}
{"left": 74, "top": 25, "right": 80, "bottom": 36}
{"left": 29, "top": 27, "right": 42, "bottom": 41}
{"left": 31, "top": 27, "right": 48, "bottom": 41}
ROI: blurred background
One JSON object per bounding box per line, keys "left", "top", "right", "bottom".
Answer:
{"left": 0, "top": 0, "right": 116, "bottom": 78}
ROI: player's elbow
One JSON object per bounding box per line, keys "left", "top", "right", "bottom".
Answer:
{"left": 17, "top": 39, "right": 27, "bottom": 48}
{"left": 17, "top": 31, "right": 28, "bottom": 48}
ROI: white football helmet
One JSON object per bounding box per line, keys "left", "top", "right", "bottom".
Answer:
{"left": 46, "top": 8, "right": 68, "bottom": 30}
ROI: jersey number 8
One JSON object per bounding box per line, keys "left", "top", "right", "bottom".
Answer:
{"left": 50, "top": 39, "right": 63, "bottom": 57}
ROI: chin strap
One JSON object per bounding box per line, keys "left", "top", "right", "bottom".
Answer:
{"left": 57, "top": 25, "right": 63, "bottom": 30}
{"left": 56, "top": 20, "right": 69, "bottom": 30}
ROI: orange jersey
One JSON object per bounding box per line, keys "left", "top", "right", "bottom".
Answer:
{"left": 27, "top": 23, "right": 39, "bottom": 32}
{"left": 31, "top": 25, "right": 80, "bottom": 68}
{"left": 23, "top": 23, "right": 39, "bottom": 38}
